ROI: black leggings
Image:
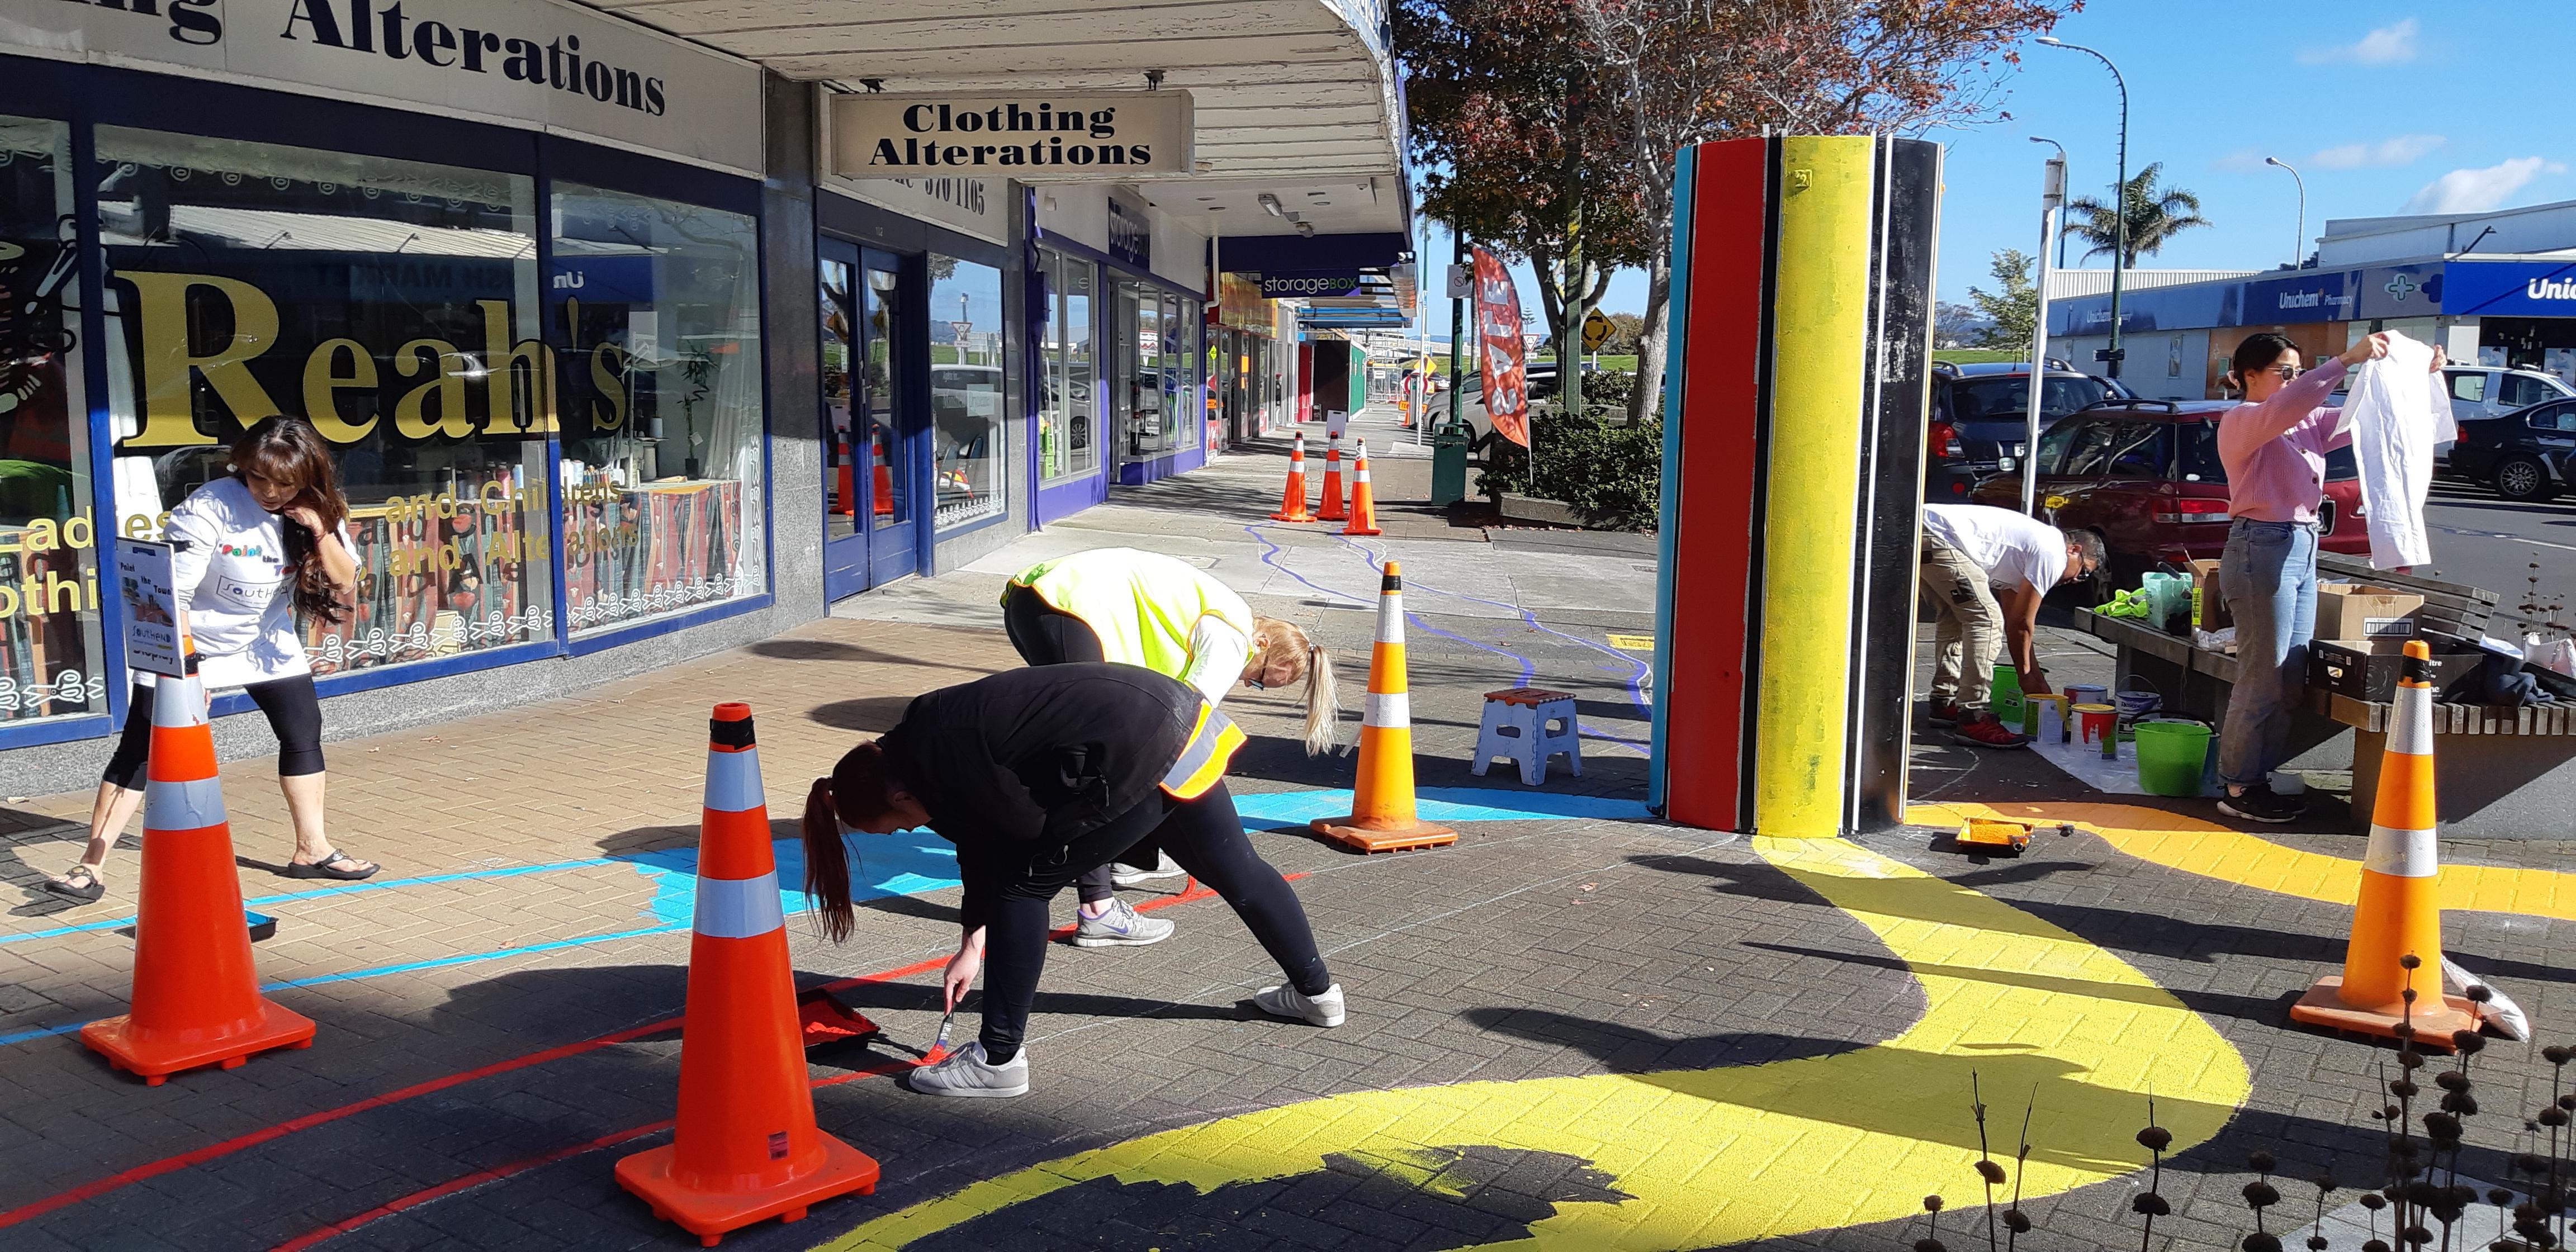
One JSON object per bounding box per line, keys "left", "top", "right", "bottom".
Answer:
{"left": 102, "top": 675, "right": 324, "bottom": 791}
{"left": 1002, "top": 584, "right": 1136, "bottom": 905}
{"left": 964, "top": 780, "right": 1330, "bottom": 1063}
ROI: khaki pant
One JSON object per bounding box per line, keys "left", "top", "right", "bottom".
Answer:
{"left": 1920, "top": 535, "right": 2003, "bottom": 710}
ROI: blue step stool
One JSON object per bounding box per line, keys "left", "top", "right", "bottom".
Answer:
{"left": 1472, "top": 687, "right": 1583, "bottom": 786}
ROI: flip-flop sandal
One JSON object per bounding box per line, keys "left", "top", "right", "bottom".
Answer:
{"left": 40, "top": 866, "right": 105, "bottom": 903}
{"left": 286, "top": 849, "right": 378, "bottom": 881}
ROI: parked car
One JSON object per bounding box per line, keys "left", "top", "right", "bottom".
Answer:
{"left": 1969, "top": 397, "right": 2368, "bottom": 585}
{"left": 2449, "top": 396, "right": 2576, "bottom": 501}
{"left": 1925, "top": 362, "right": 2134, "bottom": 500}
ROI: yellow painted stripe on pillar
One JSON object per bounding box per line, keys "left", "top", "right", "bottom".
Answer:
{"left": 1754, "top": 136, "right": 1876, "bottom": 838}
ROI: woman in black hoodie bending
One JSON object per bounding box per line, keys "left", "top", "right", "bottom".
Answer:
{"left": 802, "top": 662, "right": 1343, "bottom": 1098}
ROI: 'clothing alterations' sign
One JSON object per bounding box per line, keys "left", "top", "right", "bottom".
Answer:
{"left": 12, "top": 0, "right": 764, "bottom": 176}
{"left": 829, "top": 91, "right": 1193, "bottom": 178}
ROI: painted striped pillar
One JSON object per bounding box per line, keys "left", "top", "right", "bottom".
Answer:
{"left": 1650, "top": 136, "right": 1942, "bottom": 838}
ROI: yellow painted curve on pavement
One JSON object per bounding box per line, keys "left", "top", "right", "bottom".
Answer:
{"left": 817, "top": 837, "right": 2250, "bottom": 1251}
{"left": 1910, "top": 799, "right": 2576, "bottom": 921}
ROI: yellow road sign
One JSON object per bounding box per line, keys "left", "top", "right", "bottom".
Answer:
{"left": 1582, "top": 308, "right": 1615, "bottom": 354}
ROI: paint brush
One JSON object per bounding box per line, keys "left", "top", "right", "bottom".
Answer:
{"left": 923, "top": 1009, "right": 956, "bottom": 1064}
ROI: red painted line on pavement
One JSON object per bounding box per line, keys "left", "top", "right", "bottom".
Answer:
{"left": 264, "top": 881, "right": 1249, "bottom": 1250}
{"left": 2, "top": 876, "right": 1239, "bottom": 1233}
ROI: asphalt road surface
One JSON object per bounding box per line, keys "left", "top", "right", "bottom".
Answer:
{"left": 2417, "top": 480, "right": 2576, "bottom": 629}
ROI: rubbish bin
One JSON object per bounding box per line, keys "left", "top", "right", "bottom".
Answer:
{"left": 1429, "top": 423, "right": 1470, "bottom": 506}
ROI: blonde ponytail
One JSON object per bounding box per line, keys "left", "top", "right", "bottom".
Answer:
{"left": 1303, "top": 645, "right": 1341, "bottom": 756}
{"left": 1250, "top": 616, "right": 1342, "bottom": 756}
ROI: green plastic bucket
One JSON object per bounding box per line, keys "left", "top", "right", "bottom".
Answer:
{"left": 2133, "top": 720, "right": 2212, "bottom": 796}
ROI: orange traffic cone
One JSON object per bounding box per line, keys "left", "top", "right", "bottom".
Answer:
{"left": 1270, "top": 432, "right": 1314, "bottom": 522}
{"left": 1316, "top": 430, "right": 1348, "bottom": 522}
{"left": 834, "top": 434, "right": 855, "bottom": 518}
{"left": 871, "top": 455, "right": 894, "bottom": 518}
{"left": 617, "top": 704, "right": 878, "bottom": 1245}
{"left": 1312, "top": 562, "right": 1456, "bottom": 853}
{"left": 2288, "top": 641, "right": 2479, "bottom": 1046}
{"left": 1341, "top": 439, "right": 1381, "bottom": 537}
{"left": 82, "top": 671, "right": 316, "bottom": 1085}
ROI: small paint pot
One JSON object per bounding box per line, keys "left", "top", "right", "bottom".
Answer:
{"left": 2073, "top": 703, "right": 2118, "bottom": 756}
{"left": 2064, "top": 684, "right": 2109, "bottom": 708}
{"left": 2025, "top": 694, "right": 2068, "bottom": 739}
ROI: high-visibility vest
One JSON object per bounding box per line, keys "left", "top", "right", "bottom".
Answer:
{"left": 1008, "top": 548, "right": 1256, "bottom": 680}
{"left": 1159, "top": 701, "right": 1247, "bottom": 800}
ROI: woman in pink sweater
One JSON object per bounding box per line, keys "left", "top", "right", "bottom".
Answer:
{"left": 2211, "top": 330, "right": 2440, "bottom": 822}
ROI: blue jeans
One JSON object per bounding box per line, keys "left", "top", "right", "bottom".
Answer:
{"left": 2215, "top": 519, "right": 2318, "bottom": 787}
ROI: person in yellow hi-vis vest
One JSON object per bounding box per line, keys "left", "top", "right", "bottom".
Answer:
{"left": 1000, "top": 548, "right": 1339, "bottom": 948}
{"left": 801, "top": 663, "right": 1343, "bottom": 1098}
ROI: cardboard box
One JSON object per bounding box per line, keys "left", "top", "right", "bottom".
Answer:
{"left": 2317, "top": 584, "right": 2423, "bottom": 642}
{"left": 2187, "top": 559, "right": 2230, "bottom": 632}
{"left": 2309, "top": 638, "right": 2479, "bottom": 703}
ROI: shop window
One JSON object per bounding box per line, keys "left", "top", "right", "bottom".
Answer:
{"left": 1119, "top": 282, "right": 1164, "bottom": 457}
{"left": 1166, "top": 295, "right": 1201, "bottom": 449}
{"left": 552, "top": 183, "right": 766, "bottom": 634}
{"left": 1038, "top": 248, "right": 1095, "bottom": 483}
{"left": 94, "top": 127, "right": 554, "bottom": 677}
{"left": 0, "top": 117, "right": 101, "bottom": 725}
{"left": 930, "top": 254, "right": 1006, "bottom": 527}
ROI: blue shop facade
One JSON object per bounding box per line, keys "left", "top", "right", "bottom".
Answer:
{"left": 0, "top": 0, "right": 1410, "bottom": 786}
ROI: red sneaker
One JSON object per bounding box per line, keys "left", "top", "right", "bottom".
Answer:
{"left": 1925, "top": 700, "right": 1962, "bottom": 727}
{"left": 1950, "top": 715, "right": 2032, "bottom": 750}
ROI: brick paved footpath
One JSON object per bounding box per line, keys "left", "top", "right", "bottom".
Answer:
{"left": 2, "top": 411, "right": 2572, "bottom": 1251}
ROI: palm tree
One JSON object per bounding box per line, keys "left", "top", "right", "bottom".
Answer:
{"left": 2063, "top": 163, "right": 2212, "bottom": 268}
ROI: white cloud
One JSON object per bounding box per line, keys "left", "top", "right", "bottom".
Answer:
{"left": 2399, "top": 157, "right": 2568, "bottom": 214}
{"left": 2308, "top": 134, "right": 2445, "bottom": 170}
{"left": 2299, "top": 17, "right": 2421, "bottom": 65}
{"left": 2213, "top": 149, "right": 2266, "bottom": 173}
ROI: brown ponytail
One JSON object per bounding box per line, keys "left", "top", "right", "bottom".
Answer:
{"left": 802, "top": 777, "right": 855, "bottom": 943}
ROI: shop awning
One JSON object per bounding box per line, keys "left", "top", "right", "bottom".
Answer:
{"left": 581, "top": 0, "right": 1405, "bottom": 234}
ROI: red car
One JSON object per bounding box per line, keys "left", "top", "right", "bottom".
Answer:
{"left": 1969, "top": 398, "right": 2368, "bottom": 586}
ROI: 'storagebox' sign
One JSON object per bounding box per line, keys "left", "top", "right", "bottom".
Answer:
{"left": 830, "top": 91, "right": 1193, "bottom": 177}
{"left": 13, "top": 0, "right": 764, "bottom": 176}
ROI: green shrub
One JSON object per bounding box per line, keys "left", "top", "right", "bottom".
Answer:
{"left": 1474, "top": 372, "right": 1661, "bottom": 531}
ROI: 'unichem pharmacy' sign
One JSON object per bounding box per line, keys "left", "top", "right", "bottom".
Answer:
{"left": 830, "top": 91, "right": 1193, "bottom": 178}
{"left": 10, "top": 0, "right": 763, "bottom": 176}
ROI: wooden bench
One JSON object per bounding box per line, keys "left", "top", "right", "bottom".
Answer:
{"left": 2076, "top": 559, "right": 2574, "bottom": 838}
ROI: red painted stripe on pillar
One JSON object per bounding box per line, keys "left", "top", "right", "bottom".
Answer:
{"left": 1661, "top": 138, "right": 1769, "bottom": 832}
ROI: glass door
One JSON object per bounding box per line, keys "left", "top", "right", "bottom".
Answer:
{"left": 821, "top": 238, "right": 916, "bottom": 600}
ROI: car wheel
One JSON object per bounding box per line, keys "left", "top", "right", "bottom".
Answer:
{"left": 2494, "top": 454, "right": 2561, "bottom": 501}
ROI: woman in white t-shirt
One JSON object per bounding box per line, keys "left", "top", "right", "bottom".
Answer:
{"left": 43, "top": 417, "right": 374, "bottom": 902}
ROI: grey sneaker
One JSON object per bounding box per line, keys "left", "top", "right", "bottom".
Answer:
{"left": 1253, "top": 982, "right": 1346, "bottom": 1027}
{"left": 903, "top": 1040, "right": 1029, "bottom": 1098}
{"left": 1111, "top": 852, "right": 1188, "bottom": 888}
{"left": 1072, "top": 897, "right": 1176, "bottom": 947}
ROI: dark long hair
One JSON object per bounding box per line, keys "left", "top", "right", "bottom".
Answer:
{"left": 800, "top": 741, "right": 901, "bottom": 943}
{"left": 229, "top": 416, "right": 349, "bottom": 626}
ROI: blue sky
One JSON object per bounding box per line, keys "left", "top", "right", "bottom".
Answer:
{"left": 1415, "top": 1, "right": 2569, "bottom": 324}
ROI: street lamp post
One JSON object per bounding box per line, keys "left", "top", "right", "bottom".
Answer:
{"left": 2025, "top": 139, "right": 2067, "bottom": 516}
{"left": 2265, "top": 155, "right": 2307, "bottom": 268}
{"left": 2038, "top": 141, "right": 2073, "bottom": 271}
{"left": 2039, "top": 36, "right": 2129, "bottom": 380}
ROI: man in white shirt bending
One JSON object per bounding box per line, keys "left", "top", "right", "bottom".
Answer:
{"left": 1919, "top": 503, "right": 2104, "bottom": 748}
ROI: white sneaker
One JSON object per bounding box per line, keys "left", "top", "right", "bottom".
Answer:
{"left": 1071, "top": 897, "right": 1176, "bottom": 947}
{"left": 1111, "top": 852, "right": 1188, "bottom": 888}
{"left": 1253, "top": 982, "right": 1346, "bottom": 1027}
{"left": 903, "top": 1040, "right": 1029, "bottom": 1098}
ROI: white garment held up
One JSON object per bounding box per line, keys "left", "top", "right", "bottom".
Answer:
{"left": 2343, "top": 331, "right": 2450, "bottom": 571}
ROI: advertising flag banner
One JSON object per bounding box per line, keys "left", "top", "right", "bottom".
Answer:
{"left": 1472, "top": 247, "right": 1530, "bottom": 447}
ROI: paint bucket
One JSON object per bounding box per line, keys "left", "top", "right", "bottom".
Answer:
{"left": 1991, "top": 665, "right": 2024, "bottom": 730}
{"left": 2133, "top": 719, "right": 2214, "bottom": 797}
{"left": 2063, "top": 684, "right": 2109, "bottom": 710}
{"left": 2025, "top": 693, "right": 2067, "bottom": 739}
{"left": 2074, "top": 703, "right": 2117, "bottom": 756}
{"left": 2115, "top": 677, "right": 2163, "bottom": 732}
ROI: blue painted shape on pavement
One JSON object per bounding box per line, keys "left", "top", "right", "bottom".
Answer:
{"left": 609, "top": 832, "right": 960, "bottom": 926}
